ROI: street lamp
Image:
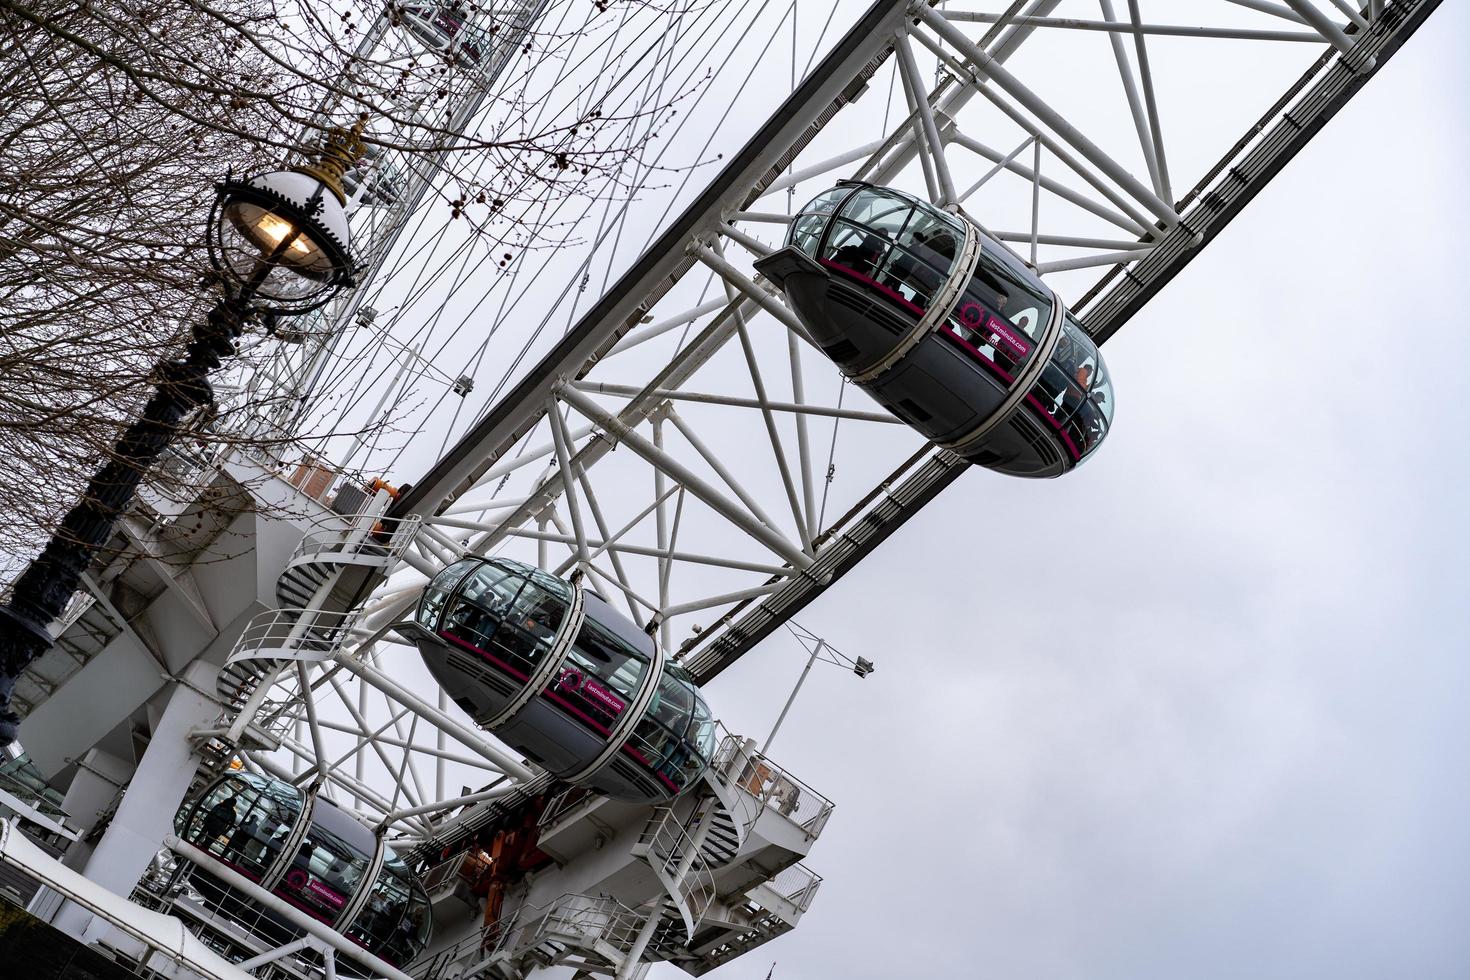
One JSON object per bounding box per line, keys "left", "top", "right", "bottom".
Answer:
{"left": 0, "top": 125, "right": 364, "bottom": 747}
{"left": 762, "top": 629, "right": 875, "bottom": 756}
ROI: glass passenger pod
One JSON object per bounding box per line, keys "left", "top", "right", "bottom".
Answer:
{"left": 758, "top": 182, "right": 1114, "bottom": 477}
{"left": 413, "top": 558, "right": 716, "bottom": 803}
{"left": 174, "top": 772, "right": 432, "bottom": 966}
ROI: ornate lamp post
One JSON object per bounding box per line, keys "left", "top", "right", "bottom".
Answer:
{"left": 0, "top": 126, "right": 364, "bottom": 747}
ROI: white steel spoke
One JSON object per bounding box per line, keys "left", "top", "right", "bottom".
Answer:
{"left": 1127, "top": 0, "right": 1174, "bottom": 205}
{"left": 944, "top": 11, "right": 1323, "bottom": 43}
{"left": 556, "top": 383, "right": 814, "bottom": 570}
{"left": 548, "top": 398, "right": 594, "bottom": 575}
{"left": 1097, "top": 0, "right": 1165, "bottom": 199}
{"left": 606, "top": 297, "right": 732, "bottom": 357}
{"left": 894, "top": 30, "right": 957, "bottom": 207}
{"left": 919, "top": 5, "right": 1180, "bottom": 227}
{"left": 956, "top": 135, "right": 1037, "bottom": 207}
{"left": 712, "top": 241, "right": 813, "bottom": 555}
{"left": 571, "top": 380, "right": 902, "bottom": 423}
{"left": 1280, "top": 0, "right": 1367, "bottom": 63}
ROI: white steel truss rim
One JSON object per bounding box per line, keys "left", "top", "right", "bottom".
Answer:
{"left": 480, "top": 582, "right": 589, "bottom": 731}
{"left": 849, "top": 214, "right": 982, "bottom": 385}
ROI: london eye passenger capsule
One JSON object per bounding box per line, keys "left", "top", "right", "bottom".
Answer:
{"left": 174, "top": 772, "right": 432, "bottom": 966}
{"left": 754, "top": 182, "right": 1115, "bottom": 477}
{"left": 403, "top": 557, "right": 717, "bottom": 805}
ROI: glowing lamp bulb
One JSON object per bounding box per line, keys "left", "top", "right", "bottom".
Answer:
{"left": 252, "top": 211, "right": 312, "bottom": 257}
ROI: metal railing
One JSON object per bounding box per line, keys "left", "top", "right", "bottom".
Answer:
{"left": 637, "top": 807, "right": 717, "bottom": 926}
{"left": 420, "top": 851, "right": 473, "bottom": 897}
{"left": 710, "top": 734, "right": 835, "bottom": 840}
{"left": 52, "top": 588, "right": 97, "bottom": 635}
{"left": 410, "top": 893, "right": 643, "bottom": 980}
{"left": 229, "top": 607, "right": 364, "bottom": 662}
{"left": 492, "top": 892, "right": 645, "bottom": 961}
{"left": 764, "top": 862, "right": 822, "bottom": 915}
{"left": 535, "top": 785, "right": 597, "bottom": 835}
{"left": 131, "top": 855, "right": 324, "bottom": 980}
{"left": 133, "top": 441, "right": 230, "bottom": 522}
{"left": 0, "top": 762, "right": 68, "bottom": 827}
{"left": 289, "top": 513, "right": 423, "bottom": 568}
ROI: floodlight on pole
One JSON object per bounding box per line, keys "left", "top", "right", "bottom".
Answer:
{"left": 762, "top": 629, "right": 874, "bottom": 756}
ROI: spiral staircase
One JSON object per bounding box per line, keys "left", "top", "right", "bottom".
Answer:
{"left": 201, "top": 513, "right": 419, "bottom": 765}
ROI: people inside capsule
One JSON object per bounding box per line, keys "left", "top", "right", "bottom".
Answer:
{"left": 175, "top": 772, "right": 432, "bottom": 965}
{"left": 756, "top": 181, "right": 1115, "bottom": 477}
{"left": 411, "top": 557, "right": 717, "bottom": 804}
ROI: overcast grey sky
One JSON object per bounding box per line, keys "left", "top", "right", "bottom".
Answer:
{"left": 685, "top": 7, "right": 1470, "bottom": 979}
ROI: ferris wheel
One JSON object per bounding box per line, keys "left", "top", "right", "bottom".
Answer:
{"left": 0, "top": 2, "right": 1445, "bottom": 980}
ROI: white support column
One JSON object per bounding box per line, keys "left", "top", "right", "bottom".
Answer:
{"left": 690, "top": 244, "right": 809, "bottom": 337}
{"left": 757, "top": 137, "right": 890, "bottom": 198}
{"left": 574, "top": 459, "right": 647, "bottom": 627}
{"left": 652, "top": 416, "right": 674, "bottom": 654}
{"left": 1036, "top": 246, "right": 1154, "bottom": 274}
{"left": 865, "top": 0, "right": 1066, "bottom": 187}
{"left": 573, "top": 380, "right": 900, "bottom": 423}
{"left": 548, "top": 399, "right": 593, "bottom": 575}
{"left": 1030, "top": 139, "right": 1042, "bottom": 265}
{"left": 787, "top": 328, "right": 819, "bottom": 544}
{"left": 53, "top": 661, "right": 218, "bottom": 940}
{"left": 711, "top": 241, "right": 813, "bottom": 555}
{"left": 617, "top": 899, "right": 671, "bottom": 980}
{"left": 717, "top": 222, "right": 776, "bottom": 258}
{"left": 1126, "top": 0, "right": 1173, "bottom": 204}
{"left": 607, "top": 297, "right": 729, "bottom": 356}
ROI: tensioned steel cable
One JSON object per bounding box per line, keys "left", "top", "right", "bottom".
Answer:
{"left": 301, "top": 0, "right": 711, "bottom": 417}
{"left": 305, "top": 3, "right": 712, "bottom": 455}
{"left": 307, "top": 0, "right": 808, "bottom": 484}
{"left": 459, "top": 0, "right": 795, "bottom": 425}
{"left": 297, "top": 4, "right": 696, "bottom": 446}
{"left": 344, "top": 0, "right": 778, "bottom": 469}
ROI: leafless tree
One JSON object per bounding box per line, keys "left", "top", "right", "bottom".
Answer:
{"left": 0, "top": 0, "right": 687, "bottom": 576}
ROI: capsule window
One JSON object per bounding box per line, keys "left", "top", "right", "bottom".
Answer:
{"left": 797, "top": 186, "right": 850, "bottom": 219}
{"left": 976, "top": 243, "right": 1052, "bottom": 343}
{"left": 1055, "top": 317, "right": 1100, "bottom": 394}
{"left": 896, "top": 209, "right": 962, "bottom": 264}
{"left": 1032, "top": 361, "right": 1084, "bottom": 423}
{"left": 279, "top": 815, "right": 373, "bottom": 924}
{"left": 836, "top": 187, "right": 915, "bottom": 239}
{"left": 872, "top": 248, "right": 937, "bottom": 310}
{"left": 441, "top": 563, "right": 570, "bottom": 679}
{"left": 1088, "top": 358, "right": 1115, "bottom": 428}
{"left": 346, "top": 853, "right": 430, "bottom": 966}
{"left": 623, "top": 664, "right": 713, "bottom": 793}
{"left": 554, "top": 612, "right": 651, "bottom": 734}
{"left": 822, "top": 221, "right": 891, "bottom": 282}
{"left": 417, "top": 558, "right": 477, "bottom": 628}
{"left": 791, "top": 214, "right": 825, "bottom": 257}
{"left": 179, "top": 772, "right": 303, "bottom": 882}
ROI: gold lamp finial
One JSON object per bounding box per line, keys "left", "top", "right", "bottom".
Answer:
{"left": 294, "top": 118, "right": 367, "bottom": 205}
